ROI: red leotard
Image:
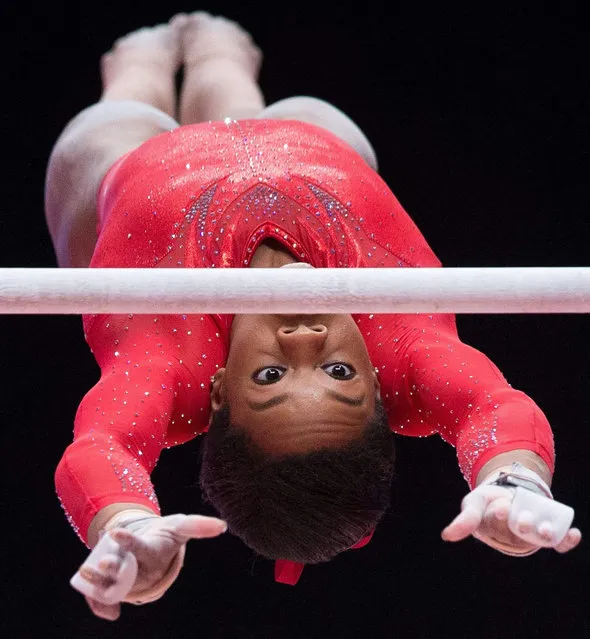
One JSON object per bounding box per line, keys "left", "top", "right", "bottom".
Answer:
{"left": 55, "top": 119, "right": 554, "bottom": 569}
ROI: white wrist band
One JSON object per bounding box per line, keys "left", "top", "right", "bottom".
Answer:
{"left": 485, "top": 462, "right": 552, "bottom": 498}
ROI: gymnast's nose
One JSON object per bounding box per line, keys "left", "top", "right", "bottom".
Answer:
{"left": 276, "top": 323, "right": 328, "bottom": 357}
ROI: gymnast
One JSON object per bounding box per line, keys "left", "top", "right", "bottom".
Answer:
{"left": 45, "top": 13, "right": 581, "bottom": 621}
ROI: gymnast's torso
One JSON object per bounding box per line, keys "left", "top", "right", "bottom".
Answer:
{"left": 84, "top": 117, "right": 446, "bottom": 440}
{"left": 60, "top": 119, "right": 553, "bottom": 542}
{"left": 92, "top": 118, "right": 440, "bottom": 273}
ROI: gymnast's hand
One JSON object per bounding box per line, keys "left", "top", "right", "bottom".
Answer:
{"left": 440, "top": 479, "right": 582, "bottom": 556}
{"left": 71, "top": 511, "right": 227, "bottom": 621}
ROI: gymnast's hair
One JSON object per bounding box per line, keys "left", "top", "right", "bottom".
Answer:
{"left": 199, "top": 398, "right": 395, "bottom": 563}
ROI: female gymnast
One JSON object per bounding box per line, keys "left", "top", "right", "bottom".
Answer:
{"left": 45, "top": 12, "right": 582, "bottom": 621}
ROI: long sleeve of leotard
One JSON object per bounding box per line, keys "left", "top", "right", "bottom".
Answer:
{"left": 364, "top": 312, "right": 555, "bottom": 488}
{"left": 55, "top": 313, "right": 224, "bottom": 544}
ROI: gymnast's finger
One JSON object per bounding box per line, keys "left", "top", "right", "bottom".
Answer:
{"left": 441, "top": 507, "right": 484, "bottom": 541}
{"left": 486, "top": 496, "right": 512, "bottom": 522}
{"left": 173, "top": 514, "right": 228, "bottom": 539}
{"left": 86, "top": 596, "right": 121, "bottom": 621}
{"left": 536, "top": 520, "right": 554, "bottom": 543}
{"left": 441, "top": 488, "right": 497, "bottom": 541}
{"left": 79, "top": 565, "right": 116, "bottom": 591}
{"left": 514, "top": 510, "right": 535, "bottom": 536}
{"left": 555, "top": 528, "right": 582, "bottom": 554}
{"left": 97, "top": 554, "right": 124, "bottom": 580}
{"left": 109, "top": 527, "right": 146, "bottom": 554}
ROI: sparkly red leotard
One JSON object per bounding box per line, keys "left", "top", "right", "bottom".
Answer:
{"left": 55, "top": 119, "right": 554, "bottom": 579}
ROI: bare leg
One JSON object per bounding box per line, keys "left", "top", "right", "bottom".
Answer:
{"left": 259, "top": 97, "right": 378, "bottom": 171}
{"left": 45, "top": 25, "right": 181, "bottom": 267}
{"left": 100, "top": 25, "right": 180, "bottom": 117}
{"left": 172, "top": 12, "right": 264, "bottom": 123}
{"left": 172, "top": 13, "right": 377, "bottom": 170}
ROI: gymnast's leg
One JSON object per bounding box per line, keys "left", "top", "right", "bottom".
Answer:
{"left": 259, "top": 96, "right": 378, "bottom": 171}
{"left": 172, "top": 12, "right": 265, "bottom": 123}
{"left": 44, "top": 25, "right": 181, "bottom": 268}
{"left": 174, "top": 12, "right": 377, "bottom": 170}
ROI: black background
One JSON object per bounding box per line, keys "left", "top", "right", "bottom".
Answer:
{"left": 1, "top": 2, "right": 589, "bottom": 637}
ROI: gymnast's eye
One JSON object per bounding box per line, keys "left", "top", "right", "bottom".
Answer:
{"left": 322, "top": 363, "right": 356, "bottom": 380}
{"left": 252, "top": 366, "right": 287, "bottom": 384}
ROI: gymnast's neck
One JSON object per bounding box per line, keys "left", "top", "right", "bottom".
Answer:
{"left": 249, "top": 239, "right": 298, "bottom": 268}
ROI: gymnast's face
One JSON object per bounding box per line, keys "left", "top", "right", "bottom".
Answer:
{"left": 210, "top": 314, "right": 379, "bottom": 454}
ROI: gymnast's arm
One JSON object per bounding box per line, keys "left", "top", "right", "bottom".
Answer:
{"left": 382, "top": 313, "right": 554, "bottom": 485}
{"left": 381, "top": 313, "right": 581, "bottom": 554}
{"left": 55, "top": 347, "right": 194, "bottom": 543}
{"left": 56, "top": 313, "right": 226, "bottom": 619}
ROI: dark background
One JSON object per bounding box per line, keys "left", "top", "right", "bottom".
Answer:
{"left": 1, "top": 2, "right": 588, "bottom": 637}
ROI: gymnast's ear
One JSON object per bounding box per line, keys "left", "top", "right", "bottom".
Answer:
{"left": 372, "top": 367, "right": 381, "bottom": 399}
{"left": 210, "top": 368, "right": 226, "bottom": 414}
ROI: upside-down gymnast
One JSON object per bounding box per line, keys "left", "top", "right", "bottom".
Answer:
{"left": 45, "top": 12, "right": 582, "bottom": 621}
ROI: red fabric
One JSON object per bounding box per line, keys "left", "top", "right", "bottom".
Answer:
{"left": 274, "top": 560, "right": 305, "bottom": 586}
{"left": 350, "top": 530, "right": 375, "bottom": 550}
{"left": 55, "top": 120, "right": 555, "bottom": 579}
{"left": 275, "top": 531, "right": 375, "bottom": 585}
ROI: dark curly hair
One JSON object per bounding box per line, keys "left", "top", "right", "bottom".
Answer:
{"left": 199, "top": 398, "right": 394, "bottom": 563}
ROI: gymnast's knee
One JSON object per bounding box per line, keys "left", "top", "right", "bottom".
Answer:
{"left": 258, "top": 96, "right": 378, "bottom": 171}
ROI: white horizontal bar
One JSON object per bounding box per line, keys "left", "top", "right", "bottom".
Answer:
{"left": 0, "top": 268, "right": 589, "bottom": 315}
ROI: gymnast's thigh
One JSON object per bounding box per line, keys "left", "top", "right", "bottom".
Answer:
{"left": 45, "top": 100, "right": 179, "bottom": 267}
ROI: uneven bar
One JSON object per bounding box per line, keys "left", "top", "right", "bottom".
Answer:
{"left": 0, "top": 267, "right": 589, "bottom": 314}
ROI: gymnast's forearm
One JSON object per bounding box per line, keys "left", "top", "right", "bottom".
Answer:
{"left": 56, "top": 315, "right": 214, "bottom": 543}
{"left": 55, "top": 432, "right": 163, "bottom": 546}
{"left": 55, "top": 362, "right": 180, "bottom": 545}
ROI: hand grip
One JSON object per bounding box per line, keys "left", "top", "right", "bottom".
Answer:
{"left": 508, "top": 488, "right": 575, "bottom": 547}
{"left": 70, "top": 533, "right": 138, "bottom": 605}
